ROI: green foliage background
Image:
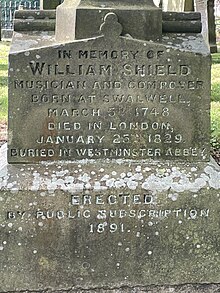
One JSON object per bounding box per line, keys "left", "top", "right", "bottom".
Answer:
{"left": 0, "top": 42, "right": 9, "bottom": 122}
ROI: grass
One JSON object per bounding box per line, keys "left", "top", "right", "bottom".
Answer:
{"left": 211, "top": 43, "right": 220, "bottom": 149}
{"left": 0, "top": 41, "right": 10, "bottom": 122}
{"left": 211, "top": 53, "right": 220, "bottom": 103}
{"left": 211, "top": 102, "right": 220, "bottom": 150}
{"left": 211, "top": 64, "right": 220, "bottom": 102}
{"left": 0, "top": 41, "right": 219, "bottom": 150}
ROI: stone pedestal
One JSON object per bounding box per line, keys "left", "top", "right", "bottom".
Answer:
{"left": 1, "top": 143, "right": 220, "bottom": 291}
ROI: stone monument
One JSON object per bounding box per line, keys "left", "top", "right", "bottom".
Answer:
{"left": 1, "top": 0, "right": 220, "bottom": 292}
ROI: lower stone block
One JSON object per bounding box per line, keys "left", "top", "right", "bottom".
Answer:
{"left": 0, "top": 144, "right": 220, "bottom": 292}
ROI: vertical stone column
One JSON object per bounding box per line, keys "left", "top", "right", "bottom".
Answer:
{"left": 195, "top": 0, "right": 217, "bottom": 52}
{"left": 207, "top": 0, "right": 217, "bottom": 53}
{"left": 195, "top": 0, "right": 209, "bottom": 46}
{"left": 55, "top": 0, "right": 81, "bottom": 42}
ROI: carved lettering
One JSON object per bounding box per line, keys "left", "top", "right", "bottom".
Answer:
{"left": 48, "top": 108, "right": 100, "bottom": 117}
{"left": 78, "top": 50, "right": 139, "bottom": 60}
{"left": 29, "top": 62, "right": 112, "bottom": 76}
{"left": 122, "top": 64, "right": 191, "bottom": 76}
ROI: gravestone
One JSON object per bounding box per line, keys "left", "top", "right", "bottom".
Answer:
{"left": 1, "top": 0, "right": 220, "bottom": 292}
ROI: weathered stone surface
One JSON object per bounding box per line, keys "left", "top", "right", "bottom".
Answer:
{"left": 14, "top": 10, "right": 56, "bottom": 32}
{"left": 76, "top": 0, "right": 162, "bottom": 41}
{"left": 8, "top": 30, "right": 210, "bottom": 163}
{"left": 162, "top": 12, "right": 202, "bottom": 33}
{"left": 194, "top": 0, "right": 209, "bottom": 46}
{"left": 3, "top": 284, "right": 220, "bottom": 293}
{"left": 1, "top": 144, "right": 220, "bottom": 291}
{"left": 3, "top": 3, "right": 218, "bottom": 292}
{"left": 55, "top": 0, "right": 81, "bottom": 42}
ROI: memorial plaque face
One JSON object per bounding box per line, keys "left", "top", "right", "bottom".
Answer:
{"left": 8, "top": 36, "right": 210, "bottom": 163}
{"left": 1, "top": 158, "right": 220, "bottom": 291}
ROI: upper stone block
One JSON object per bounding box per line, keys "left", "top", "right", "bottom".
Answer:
{"left": 76, "top": 0, "right": 162, "bottom": 41}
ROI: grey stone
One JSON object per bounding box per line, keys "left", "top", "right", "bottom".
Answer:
{"left": 194, "top": 0, "right": 209, "bottom": 47}
{"left": 12, "top": 9, "right": 203, "bottom": 35}
{"left": 2, "top": 2, "right": 219, "bottom": 292}
{"left": 55, "top": 0, "right": 81, "bottom": 43}
{"left": 16, "top": 285, "right": 220, "bottom": 292}
{"left": 14, "top": 10, "right": 56, "bottom": 32}
{"left": 1, "top": 143, "right": 220, "bottom": 291}
{"left": 162, "top": 12, "right": 202, "bottom": 33}
{"left": 8, "top": 20, "right": 210, "bottom": 163}
{"left": 76, "top": 0, "right": 162, "bottom": 41}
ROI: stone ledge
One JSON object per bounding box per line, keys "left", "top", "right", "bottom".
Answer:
{"left": 1, "top": 284, "right": 220, "bottom": 293}
{"left": 1, "top": 143, "right": 220, "bottom": 193}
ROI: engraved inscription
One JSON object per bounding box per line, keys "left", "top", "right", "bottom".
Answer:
{"left": 8, "top": 39, "right": 210, "bottom": 162}
{"left": 5, "top": 193, "right": 210, "bottom": 235}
